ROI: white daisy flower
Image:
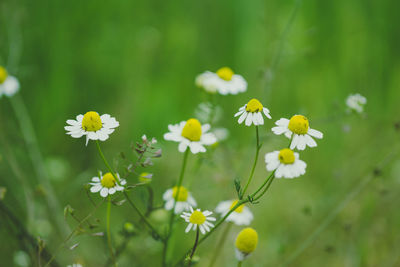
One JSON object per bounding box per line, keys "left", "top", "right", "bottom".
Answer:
{"left": 0, "top": 66, "right": 20, "bottom": 97}
{"left": 271, "top": 115, "right": 323, "bottom": 150}
{"left": 346, "top": 93, "right": 367, "bottom": 113}
{"left": 195, "top": 67, "right": 247, "bottom": 95}
{"left": 181, "top": 207, "right": 216, "bottom": 234}
{"left": 235, "top": 227, "right": 258, "bottom": 261}
{"left": 234, "top": 98, "right": 272, "bottom": 126}
{"left": 215, "top": 200, "right": 253, "bottom": 226}
{"left": 89, "top": 172, "right": 126, "bottom": 198}
{"left": 65, "top": 111, "right": 119, "bottom": 146}
{"left": 163, "top": 186, "right": 197, "bottom": 214}
{"left": 67, "top": 264, "right": 83, "bottom": 267}
{"left": 163, "top": 118, "right": 217, "bottom": 154}
{"left": 265, "top": 148, "right": 306, "bottom": 179}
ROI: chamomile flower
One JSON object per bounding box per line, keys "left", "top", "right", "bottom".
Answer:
{"left": 195, "top": 67, "right": 247, "bottom": 95}
{"left": 234, "top": 98, "right": 271, "bottom": 126}
{"left": 271, "top": 115, "right": 323, "bottom": 150}
{"left": 181, "top": 207, "right": 216, "bottom": 234}
{"left": 0, "top": 66, "right": 20, "bottom": 97}
{"left": 163, "top": 186, "right": 197, "bottom": 214}
{"left": 265, "top": 148, "right": 306, "bottom": 179}
{"left": 346, "top": 93, "right": 367, "bottom": 113}
{"left": 65, "top": 111, "right": 119, "bottom": 146}
{"left": 215, "top": 200, "right": 253, "bottom": 226}
{"left": 235, "top": 227, "right": 258, "bottom": 261}
{"left": 89, "top": 172, "right": 126, "bottom": 198}
{"left": 163, "top": 118, "right": 217, "bottom": 154}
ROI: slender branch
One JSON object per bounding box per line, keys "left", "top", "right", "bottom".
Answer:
{"left": 96, "top": 141, "right": 121, "bottom": 186}
{"left": 163, "top": 149, "right": 190, "bottom": 266}
{"left": 187, "top": 227, "right": 200, "bottom": 267}
{"left": 208, "top": 223, "right": 232, "bottom": 267}
{"left": 44, "top": 200, "right": 104, "bottom": 267}
{"left": 241, "top": 126, "right": 261, "bottom": 197}
{"left": 106, "top": 197, "right": 117, "bottom": 266}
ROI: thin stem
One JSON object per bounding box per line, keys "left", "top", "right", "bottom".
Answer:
{"left": 10, "top": 95, "right": 68, "bottom": 235}
{"left": 107, "top": 197, "right": 117, "bottom": 267}
{"left": 250, "top": 171, "right": 275, "bottom": 199}
{"left": 208, "top": 223, "right": 232, "bottom": 267}
{"left": 95, "top": 140, "right": 121, "bottom": 186}
{"left": 174, "top": 200, "right": 248, "bottom": 266}
{"left": 44, "top": 200, "right": 104, "bottom": 267}
{"left": 254, "top": 175, "right": 276, "bottom": 201}
{"left": 237, "top": 261, "right": 243, "bottom": 267}
{"left": 163, "top": 149, "right": 190, "bottom": 266}
{"left": 123, "top": 191, "right": 161, "bottom": 240}
{"left": 187, "top": 227, "right": 200, "bottom": 267}
{"left": 241, "top": 126, "right": 261, "bottom": 197}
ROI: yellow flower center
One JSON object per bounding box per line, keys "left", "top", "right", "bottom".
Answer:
{"left": 235, "top": 227, "right": 258, "bottom": 254}
{"left": 82, "top": 111, "right": 103, "bottom": 132}
{"left": 230, "top": 200, "right": 245, "bottom": 213}
{"left": 189, "top": 210, "right": 206, "bottom": 225}
{"left": 101, "top": 172, "right": 116, "bottom": 188}
{"left": 245, "top": 99, "right": 263, "bottom": 113}
{"left": 139, "top": 172, "right": 152, "bottom": 184}
{"left": 288, "top": 115, "right": 309, "bottom": 135}
{"left": 181, "top": 118, "right": 202, "bottom": 141}
{"left": 278, "top": 148, "right": 295, "bottom": 164}
{"left": 216, "top": 67, "right": 234, "bottom": 81}
{"left": 172, "top": 186, "right": 189, "bottom": 201}
{"left": 0, "top": 66, "right": 8, "bottom": 84}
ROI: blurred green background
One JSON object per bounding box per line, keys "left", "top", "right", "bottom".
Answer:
{"left": 1, "top": 0, "right": 400, "bottom": 266}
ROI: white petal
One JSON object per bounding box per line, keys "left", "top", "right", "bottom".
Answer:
{"left": 100, "top": 188, "right": 109, "bottom": 197}
{"left": 308, "top": 128, "right": 323, "bottom": 139}
{"left": 245, "top": 112, "right": 253, "bottom": 126}
{"left": 90, "top": 185, "right": 102, "bottom": 193}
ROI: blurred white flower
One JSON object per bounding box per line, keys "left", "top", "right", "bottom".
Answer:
{"left": 346, "top": 93, "right": 367, "bottom": 113}
{"left": 213, "top": 128, "right": 229, "bottom": 142}
{"left": 234, "top": 98, "right": 271, "bottom": 126}
{"left": 67, "top": 264, "right": 83, "bottom": 267}
{"left": 181, "top": 207, "right": 216, "bottom": 234}
{"left": 195, "top": 67, "right": 247, "bottom": 95}
{"left": 65, "top": 111, "right": 119, "bottom": 146}
{"left": 194, "top": 102, "right": 223, "bottom": 124}
{"left": 265, "top": 148, "right": 306, "bottom": 179}
{"left": 272, "top": 115, "right": 323, "bottom": 150}
{"left": 0, "top": 66, "right": 20, "bottom": 97}
{"left": 90, "top": 172, "right": 126, "bottom": 197}
{"left": 163, "top": 118, "right": 217, "bottom": 154}
{"left": 163, "top": 186, "right": 197, "bottom": 214}
{"left": 215, "top": 200, "right": 253, "bottom": 226}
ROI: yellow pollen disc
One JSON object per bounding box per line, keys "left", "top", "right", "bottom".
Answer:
{"left": 189, "top": 210, "right": 206, "bottom": 225}
{"left": 0, "top": 66, "right": 8, "bottom": 84}
{"left": 245, "top": 99, "right": 263, "bottom": 113}
{"left": 216, "top": 67, "right": 234, "bottom": 81}
{"left": 288, "top": 115, "right": 309, "bottom": 135}
{"left": 181, "top": 118, "right": 202, "bottom": 141}
{"left": 172, "top": 186, "right": 189, "bottom": 201}
{"left": 230, "top": 200, "right": 245, "bottom": 213}
{"left": 235, "top": 227, "right": 258, "bottom": 254}
{"left": 101, "top": 172, "right": 116, "bottom": 188}
{"left": 278, "top": 148, "right": 295, "bottom": 164}
{"left": 82, "top": 111, "right": 102, "bottom": 132}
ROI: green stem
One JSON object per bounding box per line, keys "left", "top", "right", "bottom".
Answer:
{"left": 208, "top": 223, "right": 232, "bottom": 267}
{"left": 107, "top": 197, "right": 117, "bottom": 267}
{"left": 10, "top": 95, "right": 68, "bottom": 235}
{"left": 254, "top": 175, "right": 276, "bottom": 201}
{"left": 95, "top": 140, "right": 121, "bottom": 186}
{"left": 237, "top": 261, "right": 243, "bottom": 267}
{"left": 123, "top": 191, "right": 162, "bottom": 240}
{"left": 44, "top": 200, "right": 104, "bottom": 267}
{"left": 174, "top": 200, "right": 248, "bottom": 266}
{"left": 163, "top": 149, "right": 190, "bottom": 266}
{"left": 187, "top": 227, "right": 200, "bottom": 267}
{"left": 250, "top": 171, "right": 275, "bottom": 199}
{"left": 241, "top": 126, "right": 261, "bottom": 197}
